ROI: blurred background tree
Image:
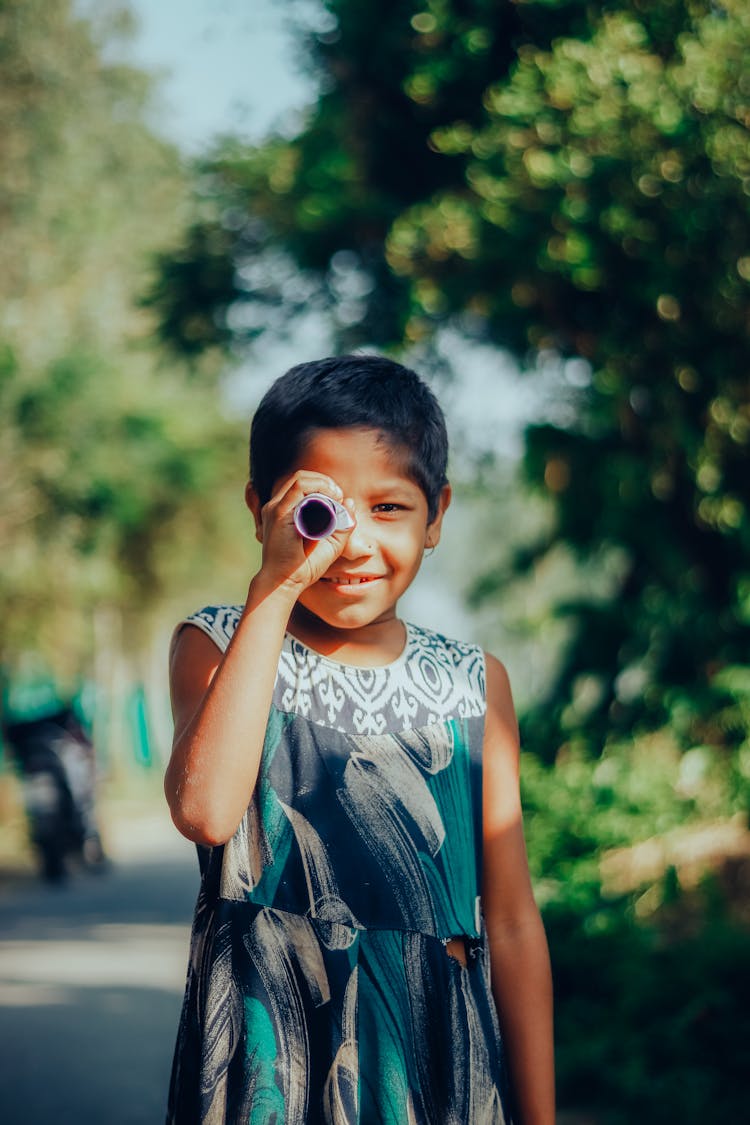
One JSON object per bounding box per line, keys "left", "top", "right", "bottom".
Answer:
{"left": 0, "top": 0, "right": 249, "bottom": 699}
{"left": 143, "top": 5, "right": 750, "bottom": 1116}
{"left": 149, "top": 0, "right": 750, "bottom": 761}
{"left": 2, "top": 0, "right": 749, "bottom": 1119}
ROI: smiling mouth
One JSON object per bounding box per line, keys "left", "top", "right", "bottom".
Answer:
{"left": 320, "top": 575, "right": 381, "bottom": 585}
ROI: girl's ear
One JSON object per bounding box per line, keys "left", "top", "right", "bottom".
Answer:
{"left": 425, "top": 483, "right": 452, "bottom": 550}
{"left": 245, "top": 482, "right": 264, "bottom": 543}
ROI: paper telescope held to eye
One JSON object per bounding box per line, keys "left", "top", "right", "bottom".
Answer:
{"left": 293, "top": 493, "right": 356, "bottom": 540}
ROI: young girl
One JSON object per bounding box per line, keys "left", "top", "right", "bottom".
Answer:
{"left": 165, "top": 356, "right": 554, "bottom": 1125}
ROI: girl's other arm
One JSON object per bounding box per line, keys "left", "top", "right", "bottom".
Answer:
{"left": 482, "top": 653, "right": 555, "bottom": 1125}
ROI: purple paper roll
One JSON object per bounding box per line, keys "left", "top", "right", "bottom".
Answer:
{"left": 293, "top": 493, "right": 355, "bottom": 540}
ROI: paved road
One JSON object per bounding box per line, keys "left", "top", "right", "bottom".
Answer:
{"left": 0, "top": 819, "right": 199, "bottom": 1125}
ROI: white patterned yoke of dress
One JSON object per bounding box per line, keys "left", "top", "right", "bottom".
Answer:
{"left": 167, "top": 605, "right": 513, "bottom": 1125}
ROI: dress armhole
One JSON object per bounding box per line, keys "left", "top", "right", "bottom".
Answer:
{"left": 170, "top": 605, "right": 242, "bottom": 660}
{"left": 477, "top": 646, "right": 488, "bottom": 714}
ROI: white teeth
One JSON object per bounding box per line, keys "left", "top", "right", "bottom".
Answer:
{"left": 325, "top": 576, "right": 373, "bottom": 584}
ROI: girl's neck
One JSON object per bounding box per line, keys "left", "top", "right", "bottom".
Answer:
{"left": 287, "top": 606, "right": 407, "bottom": 668}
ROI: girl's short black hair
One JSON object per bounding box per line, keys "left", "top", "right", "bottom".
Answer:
{"left": 250, "top": 355, "right": 449, "bottom": 520}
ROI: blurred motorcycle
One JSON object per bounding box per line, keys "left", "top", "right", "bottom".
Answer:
{"left": 3, "top": 707, "right": 109, "bottom": 881}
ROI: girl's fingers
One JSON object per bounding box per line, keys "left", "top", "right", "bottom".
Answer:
{"left": 270, "top": 472, "right": 344, "bottom": 515}
{"left": 258, "top": 474, "right": 356, "bottom": 586}
{"left": 296, "top": 499, "right": 356, "bottom": 567}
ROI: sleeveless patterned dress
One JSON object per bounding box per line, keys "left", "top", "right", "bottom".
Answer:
{"left": 167, "top": 605, "right": 511, "bottom": 1125}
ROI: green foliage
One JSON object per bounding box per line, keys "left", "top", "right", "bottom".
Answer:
{"left": 0, "top": 0, "right": 248, "bottom": 674}
{"left": 14, "top": 5, "right": 742, "bottom": 1116}
{"left": 550, "top": 907, "right": 750, "bottom": 1123}
{"left": 522, "top": 736, "right": 750, "bottom": 1121}
{"left": 150, "top": 0, "right": 750, "bottom": 755}
{"left": 388, "top": 0, "right": 750, "bottom": 753}
{"left": 145, "top": 0, "right": 539, "bottom": 350}
{"left": 87, "top": 4, "right": 750, "bottom": 1116}
{"left": 146, "top": 219, "right": 240, "bottom": 357}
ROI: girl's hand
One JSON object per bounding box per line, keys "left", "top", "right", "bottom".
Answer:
{"left": 253, "top": 472, "right": 356, "bottom": 596}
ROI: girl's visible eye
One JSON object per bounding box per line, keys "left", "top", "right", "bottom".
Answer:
{"left": 373, "top": 503, "right": 405, "bottom": 514}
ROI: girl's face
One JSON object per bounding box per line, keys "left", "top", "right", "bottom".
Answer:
{"left": 279, "top": 426, "right": 450, "bottom": 640}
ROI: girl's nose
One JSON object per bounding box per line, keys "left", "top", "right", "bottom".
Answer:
{"left": 340, "top": 518, "right": 374, "bottom": 558}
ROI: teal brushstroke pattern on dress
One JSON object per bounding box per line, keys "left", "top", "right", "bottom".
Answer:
{"left": 167, "top": 607, "right": 512, "bottom": 1124}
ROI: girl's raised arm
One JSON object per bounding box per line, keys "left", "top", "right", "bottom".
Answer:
{"left": 482, "top": 652, "right": 555, "bottom": 1125}
{"left": 164, "top": 470, "right": 356, "bottom": 846}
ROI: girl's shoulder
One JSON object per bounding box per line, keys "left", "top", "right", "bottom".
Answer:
{"left": 401, "top": 621, "right": 487, "bottom": 715}
{"left": 406, "top": 620, "right": 485, "bottom": 670}
{"left": 176, "top": 604, "right": 244, "bottom": 654}
{"left": 174, "top": 610, "right": 488, "bottom": 717}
